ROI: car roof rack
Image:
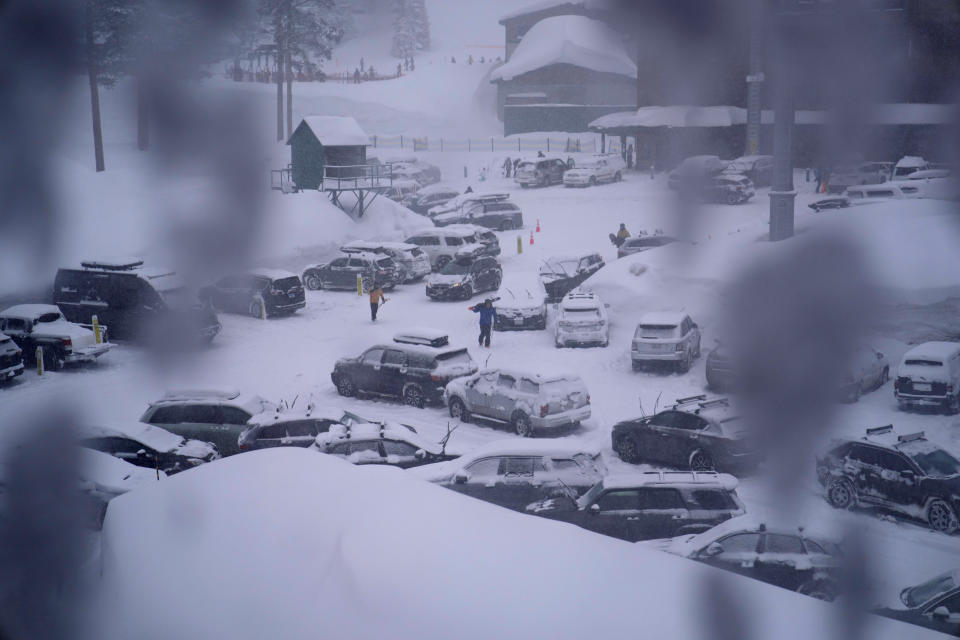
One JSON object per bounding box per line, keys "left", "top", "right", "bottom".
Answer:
{"left": 897, "top": 431, "right": 925, "bottom": 443}
{"left": 865, "top": 425, "right": 894, "bottom": 436}
{"left": 675, "top": 394, "right": 707, "bottom": 405}
{"left": 393, "top": 331, "right": 449, "bottom": 348}
{"left": 80, "top": 258, "right": 144, "bottom": 271}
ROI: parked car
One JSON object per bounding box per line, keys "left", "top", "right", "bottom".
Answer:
{"left": 239, "top": 405, "right": 419, "bottom": 452}
{"left": 808, "top": 196, "right": 850, "bottom": 212}
{"left": 722, "top": 155, "right": 773, "bottom": 187}
{"left": 427, "top": 192, "right": 510, "bottom": 219}
{"left": 310, "top": 421, "right": 455, "bottom": 468}
{"left": 383, "top": 179, "right": 420, "bottom": 203}
{"left": 53, "top": 258, "right": 221, "bottom": 344}
{"left": 425, "top": 254, "right": 502, "bottom": 301}
{"left": 302, "top": 252, "right": 400, "bottom": 291}
{"left": 0, "top": 304, "right": 114, "bottom": 371}
{"left": 705, "top": 342, "right": 735, "bottom": 391}
{"left": 894, "top": 342, "right": 960, "bottom": 413}
{"left": 433, "top": 195, "right": 524, "bottom": 231}
{"left": 631, "top": 311, "right": 701, "bottom": 372}
{"left": 81, "top": 421, "right": 220, "bottom": 475}
{"left": 200, "top": 270, "right": 305, "bottom": 318}
{"left": 874, "top": 570, "right": 960, "bottom": 636}
{"left": 612, "top": 396, "right": 759, "bottom": 472}
{"left": 493, "top": 274, "right": 547, "bottom": 331}
{"left": 140, "top": 388, "right": 275, "bottom": 456}
{"left": 668, "top": 155, "right": 728, "bottom": 191}
{"left": 404, "top": 227, "right": 486, "bottom": 270}
{"left": 445, "top": 368, "right": 591, "bottom": 437}
{"left": 907, "top": 169, "right": 951, "bottom": 181}
{"left": 845, "top": 182, "right": 921, "bottom": 201}
{"left": 0, "top": 334, "right": 23, "bottom": 383}
{"left": 331, "top": 329, "right": 478, "bottom": 408}
{"left": 617, "top": 234, "right": 676, "bottom": 259}
{"left": 891, "top": 155, "right": 930, "bottom": 181}
{"left": 444, "top": 225, "right": 501, "bottom": 257}
{"left": 826, "top": 161, "right": 892, "bottom": 193}
{"left": 526, "top": 471, "right": 745, "bottom": 542}
{"left": 555, "top": 290, "right": 609, "bottom": 348}
{"left": 341, "top": 240, "right": 432, "bottom": 283}
{"left": 840, "top": 344, "right": 890, "bottom": 402}
{"left": 539, "top": 253, "right": 605, "bottom": 303}
{"left": 817, "top": 425, "right": 960, "bottom": 534}
{"left": 403, "top": 184, "right": 460, "bottom": 214}
{"left": 650, "top": 516, "right": 843, "bottom": 601}
{"left": 515, "top": 157, "right": 568, "bottom": 187}
{"left": 700, "top": 174, "right": 755, "bottom": 205}
{"left": 563, "top": 155, "right": 625, "bottom": 187}
{"left": 418, "top": 441, "right": 606, "bottom": 511}
{"left": 388, "top": 158, "right": 441, "bottom": 186}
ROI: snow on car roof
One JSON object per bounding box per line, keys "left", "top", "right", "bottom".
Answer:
{"left": 415, "top": 183, "right": 459, "bottom": 197}
{"left": 675, "top": 514, "right": 841, "bottom": 553}
{"left": 413, "top": 227, "right": 479, "bottom": 238}
{"left": 295, "top": 116, "right": 370, "bottom": 147}
{"left": 908, "top": 169, "right": 950, "bottom": 180}
{"left": 902, "top": 341, "right": 960, "bottom": 361}
{"left": 490, "top": 15, "right": 637, "bottom": 82}
{"left": 159, "top": 387, "right": 241, "bottom": 402}
{"left": 603, "top": 471, "right": 738, "bottom": 491}
{"left": 249, "top": 268, "right": 299, "bottom": 281}
{"left": 560, "top": 291, "right": 601, "bottom": 310}
{"left": 315, "top": 422, "right": 436, "bottom": 452}
{"left": 0, "top": 304, "right": 62, "bottom": 319}
{"left": 247, "top": 405, "right": 352, "bottom": 427}
{"left": 895, "top": 155, "right": 927, "bottom": 168}
{"left": 84, "top": 421, "right": 184, "bottom": 454}
{"left": 342, "top": 240, "right": 418, "bottom": 252}
{"left": 479, "top": 368, "right": 581, "bottom": 386}
{"left": 453, "top": 439, "right": 599, "bottom": 466}
{"left": 639, "top": 311, "right": 687, "bottom": 325}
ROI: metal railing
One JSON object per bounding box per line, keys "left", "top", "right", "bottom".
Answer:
{"left": 321, "top": 163, "right": 394, "bottom": 191}
{"left": 369, "top": 134, "right": 601, "bottom": 154}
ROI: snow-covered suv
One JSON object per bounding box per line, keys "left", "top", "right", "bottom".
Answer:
{"left": 433, "top": 196, "right": 524, "bottom": 232}
{"left": 563, "top": 154, "right": 625, "bottom": 187}
{"left": 302, "top": 252, "right": 401, "bottom": 291}
{"left": 493, "top": 274, "right": 547, "bottom": 331}
{"left": 0, "top": 334, "right": 24, "bottom": 383}
{"left": 555, "top": 290, "right": 609, "bottom": 348}
{"left": 445, "top": 368, "right": 591, "bottom": 437}
{"left": 631, "top": 311, "right": 701, "bottom": 372}
{"left": 0, "top": 304, "right": 113, "bottom": 371}
{"left": 341, "top": 240, "right": 432, "bottom": 283}
{"left": 405, "top": 228, "right": 486, "bottom": 270}
{"left": 310, "top": 421, "right": 455, "bottom": 468}
{"left": 894, "top": 342, "right": 960, "bottom": 414}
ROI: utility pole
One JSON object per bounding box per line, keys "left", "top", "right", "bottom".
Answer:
{"left": 745, "top": 0, "right": 763, "bottom": 157}
{"left": 285, "top": 0, "right": 293, "bottom": 139}
{"left": 768, "top": 7, "right": 795, "bottom": 242}
{"left": 85, "top": 0, "right": 105, "bottom": 172}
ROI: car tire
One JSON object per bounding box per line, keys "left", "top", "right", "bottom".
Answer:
{"left": 490, "top": 275, "right": 501, "bottom": 290}
{"left": 798, "top": 580, "right": 837, "bottom": 602}
{"left": 615, "top": 171, "right": 622, "bottom": 182}
{"left": 461, "top": 284, "right": 473, "bottom": 300}
{"left": 726, "top": 192, "right": 739, "bottom": 205}
{"left": 304, "top": 273, "right": 322, "bottom": 290}
{"left": 826, "top": 477, "right": 856, "bottom": 509}
{"left": 334, "top": 375, "right": 356, "bottom": 398}
{"left": 615, "top": 436, "right": 642, "bottom": 463}
{"left": 678, "top": 352, "right": 692, "bottom": 373}
{"left": 688, "top": 449, "right": 714, "bottom": 471}
{"left": 927, "top": 499, "right": 959, "bottom": 534}
{"left": 448, "top": 397, "right": 470, "bottom": 423}
{"left": 249, "top": 301, "right": 264, "bottom": 318}
{"left": 41, "top": 347, "right": 64, "bottom": 372}
{"left": 589, "top": 176, "right": 597, "bottom": 187}
{"left": 435, "top": 255, "right": 451, "bottom": 270}
{"left": 402, "top": 383, "right": 425, "bottom": 409}
{"left": 512, "top": 412, "right": 533, "bottom": 437}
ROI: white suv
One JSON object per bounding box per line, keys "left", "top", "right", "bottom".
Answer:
{"left": 404, "top": 228, "right": 485, "bottom": 270}
{"left": 631, "top": 312, "right": 701, "bottom": 372}
{"left": 555, "top": 290, "right": 609, "bottom": 348}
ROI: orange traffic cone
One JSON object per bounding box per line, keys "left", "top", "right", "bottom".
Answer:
{"left": 529, "top": 230, "right": 534, "bottom": 245}
{"left": 536, "top": 219, "right": 541, "bottom": 232}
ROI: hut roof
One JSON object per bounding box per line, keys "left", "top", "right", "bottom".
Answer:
{"left": 288, "top": 116, "right": 370, "bottom": 146}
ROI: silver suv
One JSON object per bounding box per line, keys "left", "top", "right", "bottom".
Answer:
{"left": 631, "top": 312, "right": 701, "bottom": 372}
{"left": 444, "top": 368, "right": 591, "bottom": 437}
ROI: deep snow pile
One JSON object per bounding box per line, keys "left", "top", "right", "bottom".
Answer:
{"left": 96, "top": 448, "right": 932, "bottom": 640}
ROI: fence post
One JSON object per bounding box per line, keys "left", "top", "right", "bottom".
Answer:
{"left": 400, "top": 135, "right": 404, "bottom": 149}
{"left": 36, "top": 347, "right": 44, "bottom": 375}
{"left": 468, "top": 139, "right": 471, "bottom": 152}
{"left": 491, "top": 138, "right": 494, "bottom": 152}
{"left": 547, "top": 138, "right": 550, "bottom": 152}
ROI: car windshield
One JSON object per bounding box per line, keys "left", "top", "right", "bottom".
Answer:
{"left": 564, "top": 308, "right": 600, "bottom": 319}
{"left": 36, "top": 312, "right": 62, "bottom": 323}
{"left": 909, "top": 449, "right": 960, "bottom": 478}
{"left": 904, "top": 359, "right": 942, "bottom": 366}
{"left": 434, "top": 349, "right": 474, "bottom": 368}
{"left": 440, "top": 260, "right": 473, "bottom": 275}
{"left": 637, "top": 324, "right": 678, "bottom": 339}
{"left": 902, "top": 572, "right": 957, "bottom": 608}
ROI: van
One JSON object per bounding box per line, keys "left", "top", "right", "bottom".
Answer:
{"left": 891, "top": 156, "right": 929, "bottom": 181}
{"left": 894, "top": 342, "right": 960, "bottom": 413}
{"left": 844, "top": 183, "right": 921, "bottom": 201}
{"left": 53, "top": 258, "right": 221, "bottom": 344}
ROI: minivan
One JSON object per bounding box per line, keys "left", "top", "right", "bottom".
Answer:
{"left": 895, "top": 342, "right": 960, "bottom": 413}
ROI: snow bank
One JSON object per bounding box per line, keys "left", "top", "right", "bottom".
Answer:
{"left": 97, "top": 449, "right": 932, "bottom": 640}
{"left": 490, "top": 15, "right": 637, "bottom": 82}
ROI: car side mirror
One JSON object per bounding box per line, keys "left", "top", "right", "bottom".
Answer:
{"left": 453, "top": 472, "right": 469, "bottom": 484}
{"left": 901, "top": 469, "right": 915, "bottom": 481}
{"left": 931, "top": 606, "right": 951, "bottom": 621}
{"left": 137, "top": 449, "right": 147, "bottom": 456}
{"left": 877, "top": 352, "right": 884, "bottom": 360}
{"left": 589, "top": 503, "right": 600, "bottom": 514}
{"left": 703, "top": 542, "right": 724, "bottom": 557}
{"left": 414, "top": 449, "right": 426, "bottom": 460}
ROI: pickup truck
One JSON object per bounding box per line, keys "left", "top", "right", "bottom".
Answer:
{"left": 0, "top": 304, "right": 114, "bottom": 370}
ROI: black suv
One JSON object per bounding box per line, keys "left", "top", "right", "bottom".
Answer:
{"left": 302, "top": 253, "right": 400, "bottom": 291}
{"left": 817, "top": 425, "right": 960, "bottom": 534}
{"left": 539, "top": 253, "right": 604, "bottom": 302}
{"left": 526, "top": 471, "right": 745, "bottom": 542}
{"left": 404, "top": 187, "right": 460, "bottom": 214}
{"left": 200, "top": 270, "right": 305, "bottom": 318}
{"left": 331, "top": 330, "right": 478, "bottom": 408}
{"left": 425, "top": 255, "right": 502, "bottom": 301}
{"left": 434, "top": 199, "right": 524, "bottom": 231}
{"left": 612, "top": 396, "right": 760, "bottom": 472}
{"left": 53, "top": 259, "right": 221, "bottom": 343}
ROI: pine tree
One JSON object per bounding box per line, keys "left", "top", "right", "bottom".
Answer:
{"left": 409, "top": 0, "right": 429, "bottom": 51}
{"left": 390, "top": 0, "right": 416, "bottom": 58}
{"left": 82, "top": 0, "right": 131, "bottom": 171}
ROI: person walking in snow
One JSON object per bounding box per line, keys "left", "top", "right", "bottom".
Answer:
{"left": 360, "top": 57, "right": 365, "bottom": 72}
{"left": 369, "top": 282, "right": 387, "bottom": 321}
{"left": 353, "top": 68, "right": 360, "bottom": 84}
{"left": 610, "top": 223, "right": 631, "bottom": 248}
{"left": 396, "top": 62, "right": 402, "bottom": 77}
{"left": 469, "top": 298, "right": 498, "bottom": 348}
{"left": 503, "top": 156, "right": 512, "bottom": 178}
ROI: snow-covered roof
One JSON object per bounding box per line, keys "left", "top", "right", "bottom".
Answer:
{"left": 639, "top": 311, "right": 687, "bottom": 326}
{"left": 499, "top": 0, "right": 605, "bottom": 23}
{"left": 560, "top": 290, "right": 601, "bottom": 310}
{"left": 412, "top": 227, "right": 480, "bottom": 238}
{"left": 292, "top": 116, "right": 370, "bottom": 147}
{"left": 490, "top": 15, "right": 636, "bottom": 82}
{"left": 77, "top": 448, "right": 165, "bottom": 495}
{"left": 247, "top": 405, "right": 353, "bottom": 427}
{"left": 479, "top": 368, "right": 580, "bottom": 386}
{"left": 0, "top": 304, "right": 62, "bottom": 319}
{"left": 249, "top": 268, "right": 299, "bottom": 281}
{"left": 341, "top": 240, "right": 418, "bottom": 253}
{"left": 315, "top": 422, "right": 437, "bottom": 453}
{"left": 902, "top": 341, "right": 960, "bottom": 362}
{"left": 83, "top": 422, "right": 185, "bottom": 454}
{"left": 895, "top": 155, "right": 928, "bottom": 168}
{"left": 591, "top": 106, "right": 745, "bottom": 130}
{"left": 453, "top": 439, "right": 599, "bottom": 465}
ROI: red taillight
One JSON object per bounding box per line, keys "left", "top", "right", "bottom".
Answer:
{"left": 239, "top": 444, "right": 249, "bottom": 451}
{"left": 431, "top": 375, "right": 444, "bottom": 382}
{"left": 540, "top": 404, "right": 548, "bottom": 417}
{"left": 61, "top": 338, "right": 72, "bottom": 348}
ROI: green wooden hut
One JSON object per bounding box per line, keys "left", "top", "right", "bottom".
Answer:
{"left": 286, "top": 116, "right": 370, "bottom": 190}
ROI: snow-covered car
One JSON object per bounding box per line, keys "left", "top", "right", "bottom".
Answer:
{"left": 840, "top": 343, "right": 889, "bottom": 402}
{"left": 648, "top": 516, "right": 843, "bottom": 601}
{"left": 493, "top": 274, "right": 547, "bottom": 331}
{"left": 443, "top": 224, "right": 501, "bottom": 257}
{"left": 331, "top": 329, "right": 478, "bottom": 408}
{"left": 387, "top": 158, "right": 441, "bottom": 186}
{"left": 722, "top": 155, "right": 773, "bottom": 187}
{"left": 403, "top": 184, "right": 460, "bottom": 214}
{"left": 631, "top": 311, "right": 701, "bottom": 372}
{"left": 699, "top": 174, "right": 755, "bottom": 205}
{"left": 239, "top": 405, "right": 419, "bottom": 452}
{"left": 826, "top": 161, "right": 892, "bottom": 193}
{"left": 383, "top": 179, "right": 420, "bottom": 203}
{"left": 617, "top": 233, "right": 676, "bottom": 259}
{"left": 612, "top": 396, "right": 759, "bottom": 472}
{"left": 426, "top": 191, "right": 510, "bottom": 219}
{"left": 525, "top": 471, "right": 745, "bottom": 542}
{"left": 445, "top": 368, "right": 591, "bottom": 437}
{"left": 891, "top": 155, "right": 929, "bottom": 180}
{"left": 140, "top": 388, "right": 276, "bottom": 457}
{"left": 309, "top": 421, "right": 456, "bottom": 468}
{"left": 894, "top": 342, "right": 960, "bottom": 413}
{"left": 81, "top": 421, "right": 220, "bottom": 475}
{"left": 873, "top": 570, "right": 960, "bottom": 636}
{"left": 200, "top": 270, "right": 305, "bottom": 318}
{"left": 0, "top": 304, "right": 114, "bottom": 371}
{"left": 433, "top": 196, "right": 524, "bottom": 232}
{"left": 705, "top": 342, "right": 735, "bottom": 390}
{"left": 425, "top": 255, "right": 502, "bottom": 301}
{"left": 845, "top": 182, "right": 921, "bottom": 202}
{"left": 538, "top": 253, "right": 605, "bottom": 302}
{"left": 302, "top": 252, "right": 401, "bottom": 291}
{"left": 555, "top": 290, "right": 609, "bottom": 348}
{"left": 0, "top": 334, "right": 24, "bottom": 383}
{"left": 515, "top": 157, "right": 568, "bottom": 187}
{"left": 817, "top": 425, "right": 960, "bottom": 534}
{"left": 404, "top": 227, "right": 486, "bottom": 270}
{"left": 341, "top": 240, "right": 432, "bottom": 283}
{"left": 667, "top": 155, "right": 728, "bottom": 191}
{"left": 414, "top": 440, "right": 606, "bottom": 511}
{"left": 563, "top": 155, "right": 625, "bottom": 187}
{"left": 808, "top": 196, "right": 850, "bottom": 212}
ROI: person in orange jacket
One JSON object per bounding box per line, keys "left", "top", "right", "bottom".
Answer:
{"left": 369, "top": 282, "right": 387, "bottom": 321}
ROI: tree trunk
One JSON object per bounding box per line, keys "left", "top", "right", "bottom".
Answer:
{"left": 275, "top": 14, "right": 284, "bottom": 142}
{"left": 137, "top": 74, "right": 150, "bottom": 151}
{"left": 285, "top": 0, "right": 293, "bottom": 138}
{"left": 85, "top": 0, "right": 105, "bottom": 172}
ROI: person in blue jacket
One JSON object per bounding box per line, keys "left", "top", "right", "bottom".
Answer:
{"left": 468, "top": 298, "right": 498, "bottom": 348}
